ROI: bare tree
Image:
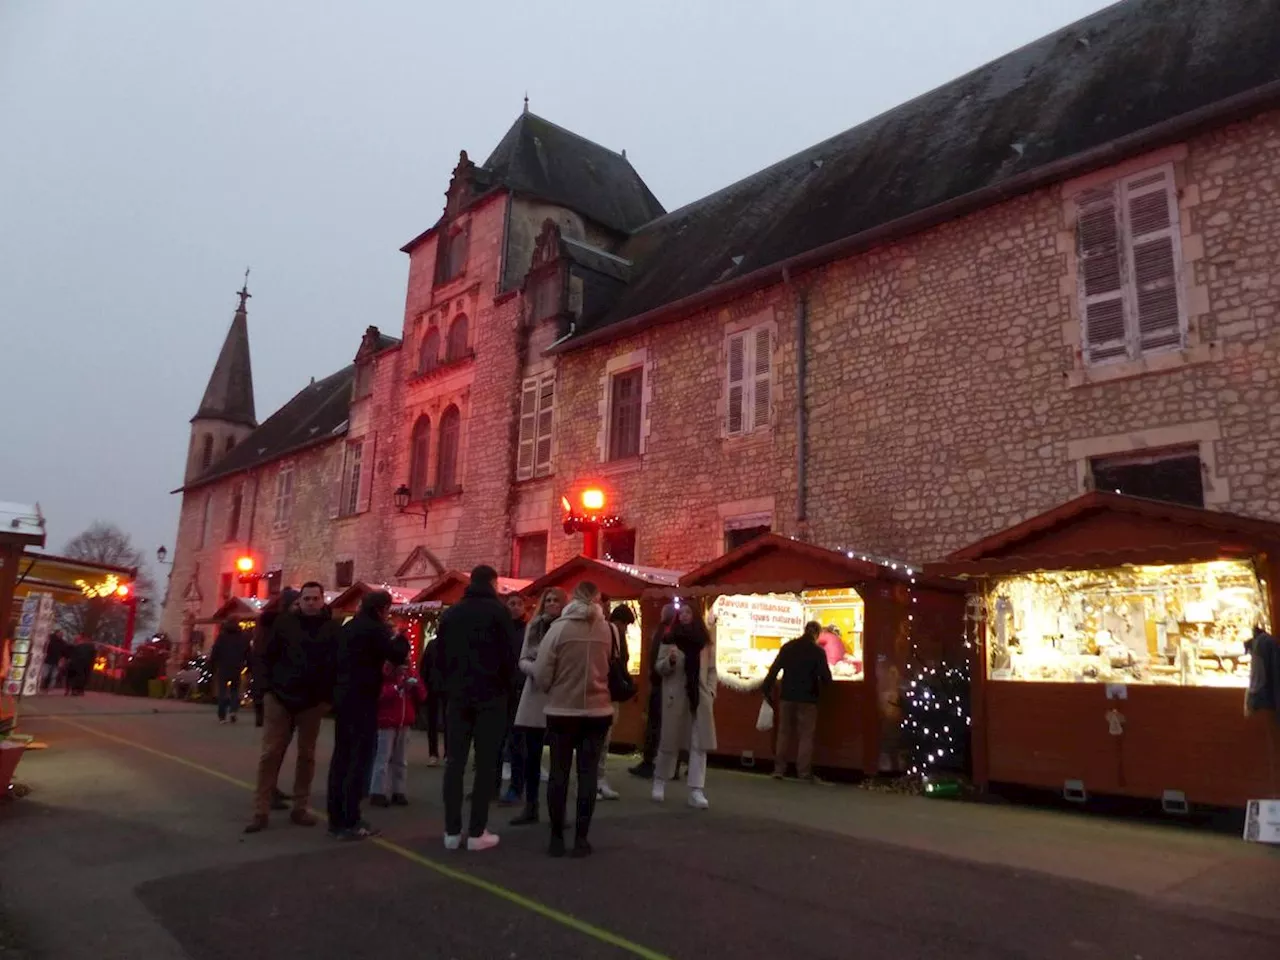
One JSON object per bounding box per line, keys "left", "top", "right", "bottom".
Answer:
{"left": 55, "top": 522, "right": 157, "bottom": 647}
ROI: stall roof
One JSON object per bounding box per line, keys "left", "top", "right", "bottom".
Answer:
{"left": 521, "top": 556, "right": 683, "bottom": 600}
{"left": 927, "top": 492, "right": 1280, "bottom": 578}
{"left": 330, "top": 581, "right": 417, "bottom": 611}
{"left": 1, "top": 501, "right": 46, "bottom": 548}
{"left": 12, "top": 551, "right": 137, "bottom": 603}
{"left": 408, "top": 570, "right": 530, "bottom": 605}
{"left": 200, "top": 596, "right": 266, "bottom": 624}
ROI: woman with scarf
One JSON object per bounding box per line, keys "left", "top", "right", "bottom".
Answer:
{"left": 652, "top": 601, "right": 717, "bottom": 809}
{"left": 508, "top": 587, "right": 567, "bottom": 826}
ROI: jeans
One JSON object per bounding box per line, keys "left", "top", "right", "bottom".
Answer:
{"left": 597, "top": 703, "right": 619, "bottom": 778}
{"left": 640, "top": 684, "right": 661, "bottom": 765}
{"left": 253, "top": 694, "right": 327, "bottom": 818}
{"left": 370, "top": 727, "right": 409, "bottom": 797}
{"left": 507, "top": 722, "right": 527, "bottom": 797}
{"left": 515, "top": 725, "right": 545, "bottom": 810}
{"left": 496, "top": 694, "right": 519, "bottom": 792}
{"left": 216, "top": 675, "right": 241, "bottom": 720}
{"left": 443, "top": 698, "right": 506, "bottom": 838}
{"left": 545, "top": 714, "right": 611, "bottom": 841}
{"left": 774, "top": 701, "right": 819, "bottom": 778}
{"left": 327, "top": 707, "right": 378, "bottom": 832}
{"left": 425, "top": 690, "right": 445, "bottom": 757}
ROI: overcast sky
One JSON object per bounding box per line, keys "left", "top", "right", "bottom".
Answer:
{"left": 0, "top": 0, "right": 1112, "bottom": 589}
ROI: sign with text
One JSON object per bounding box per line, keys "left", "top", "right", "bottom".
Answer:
{"left": 712, "top": 594, "right": 806, "bottom": 637}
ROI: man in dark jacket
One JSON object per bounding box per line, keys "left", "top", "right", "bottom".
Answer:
{"left": 209, "top": 618, "right": 250, "bottom": 724}
{"left": 763, "top": 620, "right": 832, "bottom": 782}
{"left": 434, "top": 565, "right": 518, "bottom": 851}
{"left": 246, "top": 581, "right": 339, "bottom": 833}
{"left": 497, "top": 592, "right": 528, "bottom": 804}
{"left": 326, "top": 589, "right": 409, "bottom": 839}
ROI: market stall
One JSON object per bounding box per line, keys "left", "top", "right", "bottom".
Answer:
{"left": 520, "top": 556, "right": 683, "bottom": 748}
{"left": 671, "top": 534, "right": 967, "bottom": 775}
{"left": 399, "top": 570, "right": 531, "bottom": 665}
{"left": 926, "top": 492, "right": 1280, "bottom": 809}
{"left": 330, "top": 582, "right": 416, "bottom": 624}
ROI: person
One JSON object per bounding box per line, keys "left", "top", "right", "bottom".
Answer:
{"left": 434, "top": 565, "right": 518, "bottom": 852}
{"left": 327, "top": 590, "right": 410, "bottom": 839}
{"left": 764, "top": 620, "right": 833, "bottom": 782}
{"left": 419, "top": 632, "right": 445, "bottom": 766}
{"left": 67, "top": 637, "right": 96, "bottom": 696}
{"left": 596, "top": 604, "right": 635, "bottom": 800}
{"left": 817, "top": 624, "right": 846, "bottom": 666}
{"left": 652, "top": 602, "right": 716, "bottom": 809}
{"left": 245, "top": 581, "right": 338, "bottom": 834}
{"left": 532, "top": 581, "right": 614, "bottom": 857}
{"left": 498, "top": 592, "right": 529, "bottom": 805}
{"left": 209, "top": 618, "right": 250, "bottom": 724}
{"left": 251, "top": 590, "right": 296, "bottom": 810}
{"left": 370, "top": 657, "right": 426, "bottom": 807}
{"left": 41, "top": 632, "right": 67, "bottom": 692}
{"left": 509, "top": 587, "right": 566, "bottom": 826}
{"left": 627, "top": 604, "right": 675, "bottom": 780}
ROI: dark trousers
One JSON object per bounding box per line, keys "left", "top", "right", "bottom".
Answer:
{"left": 546, "top": 715, "right": 611, "bottom": 841}
{"left": 216, "top": 675, "right": 241, "bottom": 720}
{"left": 327, "top": 708, "right": 378, "bottom": 832}
{"left": 496, "top": 696, "right": 520, "bottom": 792}
{"left": 641, "top": 684, "right": 662, "bottom": 765}
{"left": 425, "top": 690, "right": 446, "bottom": 757}
{"left": 443, "top": 698, "right": 505, "bottom": 838}
{"left": 516, "top": 725, "right": 545, "bottom": 810}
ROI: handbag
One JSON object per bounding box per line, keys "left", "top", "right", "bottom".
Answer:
{"left": 607, "top": 624, "right": 638, "bottom": 703}
{"left": 756, "top": 699, "right": 775, "bottom": 732}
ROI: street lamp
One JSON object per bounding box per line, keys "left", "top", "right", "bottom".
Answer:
{"left": 562, "top": 487, "right": 622, "bottom": 560}
{"left": 156, "top": 546, "right": 171, "bottom": 565}
{"left": 393, "top": 484, "right": 430, "bottom": 528}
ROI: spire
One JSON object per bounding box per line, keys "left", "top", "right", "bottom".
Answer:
{"left": 192, "top": 271, "right": 257, "bottom": 428}
{"left": 523, "top": 91, "right": 529, "bottom": 114}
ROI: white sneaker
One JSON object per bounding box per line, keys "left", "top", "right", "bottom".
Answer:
{"left": 597, "top": 781, "right": 620, "bottom": 801}
{"left": 541, "top": 768, "right": 549, "bottom": 783}
{"left": 688, "top": 789, "right": 710, "bottom": 810}
{"left": 651, "top": 780, "right": 665, "bottom": 803}
{"left": 443, "top": 833, "right": 461, "bottom": 850}
{"left": 467, "top": 830, "right": 500, "bottom": 852}
{"left": 501, "top": 761, "right": 512, "bottom": 781}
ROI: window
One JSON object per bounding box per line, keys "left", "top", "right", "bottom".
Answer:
{"left": 225, "top": 436, "right": 236, "bottom": 454}
{"left": 266, "top": 569, "right": 282, "bottom": 598}
{"left": 438, "top": 224, "right": 469, "bottom": 284}
{"left": 1077, "top": 165, "right": 1184, "bottom": 365}
{"left": 353, "top": 362, "right": 373, "bottom": 399}
{"left": 515, "top": 532, "right": 549, "bottom": 579}
{"left": 516, "top": 372, "right": 555, "bottom": 480}
{"left": 530, "top": 272, "right": 561, "bottom": 322}
{"left": 219, "top": 572, "right": 233, "bottom": 603}
{"left": 602, "top": 527, "right": 636, "bottom": 565}
{"left": 726, "top": 325, "right": 773, "bottom": 436}
{"left": 436, "top": 405, "right": 461, "bottom": 494}
{"left": 607, "top": 368, "right": 643, "bottom": 461}
{"left": 197, "top": 494, "right": 212, "bottom": 549}
{"left": 341, "top": 439, "right": 365, "bottom": 516}
{"left": 446, "top": 315, "right": 470, "bottom": 362}
{"left": 273, "top": 465, "right": 295, "bottom": 528}
{"left": 1090, "top": 447, "right": 1204, "bottom": 508}
{"left": 408, "top": 416, "right": 432, "bottom": 499}
{"left": 418, "top": 328, "right": 440, "bottom": 373}
{"left": 725, "top": 523, "right": 771, "bottom": 552}
{"left": 200, "top": 434, "right": 214, "bottom": 470}
{"left": 334, "top": 560, "right": 354, "bottom": 589}
{"left": 226, "top": 486, "right": 243, "bottom": 542}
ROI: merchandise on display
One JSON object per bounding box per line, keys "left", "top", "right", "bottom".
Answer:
{"left": 984, "top": 560, "right": 1269, "bottom": 687}
{"left": 711, "top": 589, "right": 865, "bottom": 682}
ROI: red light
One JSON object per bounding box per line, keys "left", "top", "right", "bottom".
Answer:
{"left": 581, "top": 488, "right": 606, "bottom": 511}
{"left": 560, "top": 496, "right": 572, "bottom": 513}
{"left": 116, "top": 584, "right": 131, "bottom": 599}
{"left": 235, "top": 556, "right": 255, "bottom": 574}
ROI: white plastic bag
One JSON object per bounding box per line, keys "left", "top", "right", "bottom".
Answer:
{"left": 756, "top": 699, "right": 774, "bottom": 732}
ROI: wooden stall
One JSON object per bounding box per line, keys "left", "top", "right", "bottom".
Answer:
{"left": 330, "top": 582, "right": 416, "bottom": 623}
{"left": 520, "top": 556, "right": 683, "bottom": 749}
{"left": 927, "top": 492, "right": 1280, "bottom": 810}
{"left": 399, "top": 571, "right": 530, "bottom": 664}
{"left": 673, "top": 534, "right": 967, "bottom": 775}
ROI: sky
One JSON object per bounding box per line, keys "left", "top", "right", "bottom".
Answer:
{"left": 0, "top": 0, "right": 1114, "bottom": 592}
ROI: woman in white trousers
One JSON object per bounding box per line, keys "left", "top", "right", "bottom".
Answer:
{"left": 652, "top": 602, "right": 716, "bottom": 809}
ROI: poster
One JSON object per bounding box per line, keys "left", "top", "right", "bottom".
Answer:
{"left": 1244, "top": 799, "right": 1280, "bottom": 845}
{"left": 17, "top": 593, "right": 56, "bottom": 698}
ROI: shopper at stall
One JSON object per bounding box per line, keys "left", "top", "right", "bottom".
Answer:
{"left": 533, "top": 580, "right": 614, "bottom": 857}
{"left": 209, "top": 617, "right": 251, "bottom": 724}
{"left": 596, "top": 604, "right": 635, "bottom": 801}
{"left": 328, "top": 589, "right": 410, "bottom": 840}
{"left": 629, "top": 603, "right": 677, "bottom": 781}
{"left": 66, "top": 636, "right": 96, "bottom": 696}
{"left": 436, "top": 565, "right": 519, "bottom": 852}
{"left": 763, "top": 620, "right": 832, "bottom": 782}
{"left": 509, "top": 587, "right": 567, "bottom": 826}
{"left": 40, "top": 631, "right": 68, "bottom": 692}
{"left": 498, "top": 592, "right": 529, "bottom": 805}
{"left": 652, "top": 602, "right": 717, "bottom": 809}
{"left": 246, "top": 581, "right": 338, "bottom": 834}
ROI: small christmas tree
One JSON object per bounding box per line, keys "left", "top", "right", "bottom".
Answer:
{"left": 899, "top": 658, "right": 972, "bottom": 796}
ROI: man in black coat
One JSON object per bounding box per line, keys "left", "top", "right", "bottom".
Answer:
{"left": 246, "top": 581, "right": 339, "bottom": 833}
{"left": 763, "top": 620, "right": 833, "bottom": 782}
{"left": 209, "top": 618, "right": 250, "bottom": 724}
{"left": 326, "top": 590, "right": 409, "bottom": 839}
{"left": 434, "top": 565, "right": 518, "bottom": 851}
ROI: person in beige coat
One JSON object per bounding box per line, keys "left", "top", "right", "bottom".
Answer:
{"left": 532, "top": 581, "right": 614, "bottom": 858}
{"left": 652, "top": 602, "right": 717, "bottom": 809}
{"left": 509, "top": 587, "right": 566, "bottom": 826}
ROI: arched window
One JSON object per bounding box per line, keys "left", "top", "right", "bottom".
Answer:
{"left": 409, "top": 416, "right": 431, "bottom": 499}
{"left": 446, "top": 315, "right": 469, "bottom": 362}
{"left": 436, "top": 405, "right": 461, "bottom": 493}
{"left": 419, "top": 328, "right": 440, "bottom": 373}
{"left": 200, "top": 434, "right": 214, "bottom": 470}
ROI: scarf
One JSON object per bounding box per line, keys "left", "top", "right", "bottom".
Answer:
{"left": 671, "top": 620, "right": 709, "bottom": 714}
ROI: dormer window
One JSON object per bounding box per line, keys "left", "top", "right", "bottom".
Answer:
{"left": 437, "top": 223, "right": 470, "bottom": 285}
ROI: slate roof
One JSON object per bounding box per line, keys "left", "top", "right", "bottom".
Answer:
{"left": 570, "top": 0, "right": 1280, "bottom": 341}
{"left": 193, "top": 296, "right": 257, "bottom": 427}
{"left": 482, "top": 112, "right": 666, "bottom": 234}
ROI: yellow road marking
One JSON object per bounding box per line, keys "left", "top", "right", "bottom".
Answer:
{"left": 56, "top": 718, "right": 671, "bottom": 960}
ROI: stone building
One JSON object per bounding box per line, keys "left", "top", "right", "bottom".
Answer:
{"left": 163, "top": 0, "right": 1280, "bottom": 643}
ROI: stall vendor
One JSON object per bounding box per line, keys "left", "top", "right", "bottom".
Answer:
{"left": 817, "top": 625, "right": 846, "bottom": 666}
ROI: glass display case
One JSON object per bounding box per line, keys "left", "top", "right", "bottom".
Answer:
{"left": 985, "top": 560, "right": 1269, "bottom": 687}
{"left": 712, "top": 589, "right": 865, "bottom": 683}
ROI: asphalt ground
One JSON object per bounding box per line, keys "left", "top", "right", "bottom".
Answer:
{"left": 3, "top": 695, "right": 1279, "bottom": 959}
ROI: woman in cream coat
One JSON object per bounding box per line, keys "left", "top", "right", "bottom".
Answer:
{"left": 652, "top": 602, "right": 717, "bottom": 809}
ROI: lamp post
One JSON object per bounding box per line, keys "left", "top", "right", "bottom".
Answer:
{"left": 235, "top": 555, "right": 262, "bottom": 598}
{"left": 562, "top": 487, "right": 620, "bottom": 561}
{"left": 156, "top": 546, "right": 171, "bottom": 565}
{"left": 394, "top": 484, "right": 430, "bottom": 527}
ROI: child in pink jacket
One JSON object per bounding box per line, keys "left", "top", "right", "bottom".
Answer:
{"left": 369, "top": 661, "right": 427, "bottom": 806}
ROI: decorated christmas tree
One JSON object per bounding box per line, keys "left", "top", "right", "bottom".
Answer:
{"left": 899, "top": 657, "right": 972, "bottom": 796}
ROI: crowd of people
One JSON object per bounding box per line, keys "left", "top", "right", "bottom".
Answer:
{"left": 207, "top": 563, "right": 836, "bottom": 855}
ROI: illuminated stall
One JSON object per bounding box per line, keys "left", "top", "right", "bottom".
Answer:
{"left": 520, "top": 555, "right": 683, "bottom": 748}
{"left": 397, "top": 570, "right": 531, "bottom": 665}
{"left": 674, "top": 534, "right": 967, "bottom": 775}
{"left": 330, "top": 582, "right": 416, "bottom": 625}
{"left": 928, "top": 492, "right": 1280, "bottom": 809}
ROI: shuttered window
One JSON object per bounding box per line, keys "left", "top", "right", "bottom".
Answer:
{"left": 725, "top": 324, "right": 774, "bottom": 436}
{"left": 437, "top": 406, "right": 461, "bottom": 494}
{"left": 409, "top": 417, "right": 431, "bottom": 499}
{"left": 340, "top": 440, "right": 365, "bottom": 517}
{"left": 607, "top": 368, "right": 643, "bottom": 461}
{"left": 516, "top": 372, "right": 556, "bottom": 480}
{"left": 1076, "top": 165, "right": 1184, "bottom": 365}
{"left": 273, "top": 464, "right": 295, "bottom": 528}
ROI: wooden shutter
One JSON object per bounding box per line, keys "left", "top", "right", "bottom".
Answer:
{"left": 1077, "top": 188, "right": 1128, "bottom": 363}
{"left": 357, "top": 433, "right": 376, "bottom": 513}
{"left": 534, "top": 372, "right": 555, "bottom": 476}
{"left": 726, "top": 332, "right": 747, "bottom": 435}
{"left": 329, "top": 444, "right": 345, "bottom": 518}
{"left": 1124, "top": 168, "right": 1182, "bottom": 353}
{"left": 516, "top": 378, "right": 538, "bottom": 480}
{"left": 751, "top": 326, "right": 772, "bottom": 431}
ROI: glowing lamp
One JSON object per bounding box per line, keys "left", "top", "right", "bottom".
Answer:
{"left": 235, "top": 556, "right": 255, "bottom": 574}
{"left": 116, "top": 584, "right": 131, "bottom": 599}
{"left": 561, "top": 495, "right": 572, "bottom": 513}
{"left": 581, "top": 488, "right": 606, "bottom": 512}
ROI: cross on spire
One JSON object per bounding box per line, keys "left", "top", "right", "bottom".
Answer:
{"left": 236, "top": 267, "right": 251, "bottom": 312}
{"left": 523, "top": 92, "right": 529, "bottom": 114}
